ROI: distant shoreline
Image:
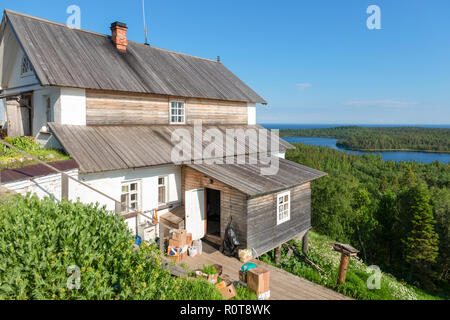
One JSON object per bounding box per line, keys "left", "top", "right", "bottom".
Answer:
{"left": 276, "top": 126, "right": 450, "bottom": 155}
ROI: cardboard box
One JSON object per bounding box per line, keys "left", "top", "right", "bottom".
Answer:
{"left": 186, "top": 233, "right": 193, "bottom": 246}
{"left": 247, "top": 267, "right": 270, "bottom": 295}
{"left": 172, "top": 230, "right": 187, "bottom": 241}
{"left": 215, "top": 281, "right": 227, "bottom": 291}
{"left": 169, "top": 238, "right": 186, "bottom": 248}
{"left": 220, "top": 284, "right": 237, "bottom": 300}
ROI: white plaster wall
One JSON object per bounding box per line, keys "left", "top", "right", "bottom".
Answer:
{"left": 54, "top": 88, "right": 86, "bottom": 126}
{"left": 248, "top": 103, "right": 256, "bottom": 125}
{"left": 78, "top": 165, "right": 182, "bottom": 212}
{"left": 32, "top": 87, "right": 60, "bottom": 136}
{"left": 0, "top": 98, "right": 5, "bottom": 126}
{"left": 3, "top": 169, "right": 79, "bottom": 201}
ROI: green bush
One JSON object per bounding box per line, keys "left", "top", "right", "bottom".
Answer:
{"left": 0, "top": 194, "right": 223, "bottom": 300}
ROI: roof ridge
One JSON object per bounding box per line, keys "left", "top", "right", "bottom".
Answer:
{"left": 4, "top": 9, "right": 219, "bottom": 64}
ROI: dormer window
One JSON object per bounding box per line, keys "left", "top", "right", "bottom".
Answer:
{"left": 170, "top": 101, "right": 186, "bottom": 124}
{"left": 20, "top": 56, "right": 33, "bottom": 77}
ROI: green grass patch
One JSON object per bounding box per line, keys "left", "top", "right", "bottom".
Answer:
{"left": 0, "top": 136, "right": 70, "bottom": 170}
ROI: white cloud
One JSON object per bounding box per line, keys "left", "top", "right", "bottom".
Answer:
{"left": 342, "top": 99, "right": 419, "bottom": 108}
{"left": 296, "top": 83, "right": 312, "bottom": 90}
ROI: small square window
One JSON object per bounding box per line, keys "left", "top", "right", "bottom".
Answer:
{"left": 170, "top": 101, "right": 186, "bottom": 124}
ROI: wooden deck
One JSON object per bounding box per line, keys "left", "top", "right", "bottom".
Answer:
{"left": 182, "top": 242, "right": 351, "bottom": 300}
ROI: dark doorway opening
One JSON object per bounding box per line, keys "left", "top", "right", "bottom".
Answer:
{"left": 206, "top": 188, "right": 221, "bottom": 238}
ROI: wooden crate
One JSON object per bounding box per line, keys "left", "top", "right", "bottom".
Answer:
{"left": 247, "top": 267, "right": 270, "bottom": 295}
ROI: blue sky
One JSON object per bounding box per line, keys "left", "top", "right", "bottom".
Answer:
{"left": 2, "top": 0, "right": 450, "bottom": 124}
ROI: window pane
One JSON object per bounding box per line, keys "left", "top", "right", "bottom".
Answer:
{"left": 122, "top": 185, "right": 128, "bottom": 193}
{"left": 121, "top": 194, "right": 128, "bottom": 212}
{"left": 178, "top": 116, "right": 183, "bottom": 123}
{"left": 131, "top": 183, "right": 137, "bottom": 191}
{"left": 284, "top": 203, "right": 289, "bottom": 211}
{"left": 131, "top": 194, "right": 137, "bottom": 201}
{"left": 284, "top": 195, "right": 289, "bottom": 202}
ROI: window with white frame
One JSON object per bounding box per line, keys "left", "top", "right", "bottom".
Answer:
{"left": 170, "top": 101, "right": 185, "bottom": 124}
{"left": 158, "top": 176, "right": 168, "bottom": 205}
{"left": 121, "top": 181, "right": 140, "bottom": 212}
{"left": 20, "top": 56, "right": 33, "bottom": 77}
{"left": 277, "top": 191, "right": 290, "bottom": 225}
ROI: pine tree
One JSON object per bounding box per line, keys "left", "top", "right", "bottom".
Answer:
{"left": 403, "top": 185, "right": 439, "bottom": 279}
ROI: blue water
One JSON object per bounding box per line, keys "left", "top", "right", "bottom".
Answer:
{"left": 260, "top": 124, "right": 450, "bottom": 164}
{"left": 282, "top": 136, "right": 450, "bottom": 164}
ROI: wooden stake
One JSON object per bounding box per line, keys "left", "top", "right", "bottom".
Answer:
{"left": 337, "top": 253, "right": 350, "bottom": 284}
{"left": 274, "top": 245, "right": 282, "bottom": 265}
{"left": 302, "top": 231, "right": 309, "bottom": 255}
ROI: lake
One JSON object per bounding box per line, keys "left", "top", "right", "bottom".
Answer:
{"left": 283, "top": 136, "right": 450, "bottom": 164}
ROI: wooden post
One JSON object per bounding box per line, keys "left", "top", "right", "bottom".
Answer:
{"left": 333, "top": 242, "right": 359, "bottom": 285}
{"left": 274, "top": 245, "right": 282, "bottom": 265}
{"left": 337, "top": 253, "right": 350, "bottom": 284}
{"left": 302, "top": 231, "right": 309, "bottom": 256}
{"left": 61, "top": 173, "right": 69, "bottom": 200}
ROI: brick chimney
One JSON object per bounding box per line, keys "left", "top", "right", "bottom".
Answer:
{"left": 110, "top": 22, "right": 128, "bottom": 52}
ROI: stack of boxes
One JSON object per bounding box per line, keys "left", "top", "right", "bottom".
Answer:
{"left": 167, "top": 230, "right": 193, "bottom": 262}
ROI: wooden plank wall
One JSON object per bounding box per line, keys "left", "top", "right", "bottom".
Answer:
{"left": 181, "top": 166, "right": 248, "bottom": 247}
{"left": 247, "top": 183, "right": 312, "bottom": 256}
{"left": 86, "top": 90, "right": 248, "bottom": 125}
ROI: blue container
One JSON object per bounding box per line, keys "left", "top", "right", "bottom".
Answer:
{"left": 241, "top": 262, "right": 258, "bottom": 273}
{"left": 134, "top": 235, "right": 142, "bottom": 246}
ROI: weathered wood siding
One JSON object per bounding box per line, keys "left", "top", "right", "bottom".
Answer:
{"left": 247, "top": 183, "right": 312, "bottom": 256}
{"left": 181, "top": 166, "right": 248, "bottom": 247}
{"left": 86, "top": 90, "right": 248, "bottom": 125}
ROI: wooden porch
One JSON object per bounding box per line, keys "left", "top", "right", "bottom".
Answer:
{"left": 181, "top": 241, "right": 351, "bottom": 300}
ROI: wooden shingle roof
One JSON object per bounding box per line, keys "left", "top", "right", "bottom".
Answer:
{"left": 48, "top": 123, "right": 293, "bottom": 173}
{"left": 3, "top": 9, "right": 266, "bottom": 104}
{"left": 187, "top": 158, "right": 327, "bottom": 197}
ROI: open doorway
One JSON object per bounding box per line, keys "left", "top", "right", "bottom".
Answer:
{"left": 206, "top": 188, "right": 221, "bottom": 238}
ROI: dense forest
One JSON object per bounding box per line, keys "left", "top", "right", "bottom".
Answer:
{"left": 280, "top": 126, "right": 450, "bottom": 153}
{"left": 286, "top": 144, "right": 449, "bottom": 297}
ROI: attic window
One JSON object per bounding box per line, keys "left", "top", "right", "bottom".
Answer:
{"left": 170, "top": 101, "right": 186, "bottom": 124}
{"left": 20, "top": 56, "right": 33, "bottom": 77}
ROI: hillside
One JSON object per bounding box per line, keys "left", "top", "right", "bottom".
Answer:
{"left": 260, "top": 232, "right": 439, "bottom": 300}
{"left": 279, "top": 126, "right": 450, "bottom": 153}
{"left": 284, "top": 143, "right": 449, "bottom": 299}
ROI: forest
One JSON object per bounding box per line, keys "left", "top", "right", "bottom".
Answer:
{"left": 286, "top": 144, "right": 449, "bottom": 297}
{"left": 280, "top": 126, "right": 450, "bottom": 153}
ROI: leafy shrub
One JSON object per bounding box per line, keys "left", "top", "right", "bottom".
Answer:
{"left": 202, "top": 265, "right": 217, "bottom": 275}
{"left": 0, "top": 195, "right": 223, "bottom": 300}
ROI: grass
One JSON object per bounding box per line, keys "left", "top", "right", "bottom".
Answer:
{"left": 259, "top": 231, "right": 441, "bottom": 300}
{"left": 0, "top": 136, "right": 70, "bottom": 170}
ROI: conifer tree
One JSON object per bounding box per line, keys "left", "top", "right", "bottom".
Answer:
{"left": 403, "top": 185, "right": 439, "bottom": 279}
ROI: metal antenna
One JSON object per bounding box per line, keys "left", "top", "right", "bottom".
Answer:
{"left": 142, "top": 0, "right": 149, "bottom": 45}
